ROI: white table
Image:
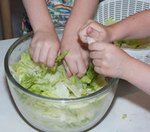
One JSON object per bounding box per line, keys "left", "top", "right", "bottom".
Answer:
{"left": 0, "top": 38, "right": 150, "bottom": 132}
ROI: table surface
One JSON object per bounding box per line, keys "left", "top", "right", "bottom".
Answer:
{"left": 0, "top": 38, "right": 150, "bottom": 132}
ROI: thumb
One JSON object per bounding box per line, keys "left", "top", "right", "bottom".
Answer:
{"left": 87, "top": 26, "right": 100, "bottom": 41}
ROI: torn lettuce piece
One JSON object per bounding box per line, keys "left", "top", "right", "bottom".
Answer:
{"left": 114, "top": 38, "right": 150, "bottom": 49}
{"left": 104, "top": 18, "right": 118, "bottom": 26}
{"left": 49, "top": 50, "right": 68, "bottom": 73}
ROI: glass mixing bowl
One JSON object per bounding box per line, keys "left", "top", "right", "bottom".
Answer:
{"left": 4, "top": 32, "right": 119, "bottom": 132}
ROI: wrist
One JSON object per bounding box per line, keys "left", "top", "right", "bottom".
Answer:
{"left": 106, "top": 22, "right": 129, "bottom": 42}
{"left": 105, "top": 25, "right": 119, "bottom": 42}
{"left": 63, "top": 27, "right": 79, "bottom": 40}
{"left": 33, "top": 22, "right": 55, "bottom": 33}
{"left": 34, "top": 26, "right": 56, "bottom": 34}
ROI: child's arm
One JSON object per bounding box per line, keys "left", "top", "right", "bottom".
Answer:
{"left": 79, "top": 10, "right": 150, "bottom": 44}
{"left": 107, "top": 10, "right": 150, "bottom": 41}
{"left": 22, "top": 0, "right": 60, "bottom": 67}
{"left": 22, "top": 0, "right": 53, "bottom": 32}
{"left": 121, "top": 55, "right": 150, "bottom": 94}
{"left": 65, "top": 0, "right": 99, "bottom": 30}
{"left": 61, "top": 0, "right": 100, "bottom": 77}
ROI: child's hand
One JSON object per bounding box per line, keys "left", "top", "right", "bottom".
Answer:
{"left": 29, "top": 30, "right": 60, "bottom": 67}
{"left": 89, "top": 42, "right": 132, "bottom": 79}
{"left": 79, "top": 20, "right": 112, "bottom": 43}
{"left": 61, "top": 33, "right": 89, "bottom": 78}
{"left": 80, "top": 26, "right": 133, "bottom": 79}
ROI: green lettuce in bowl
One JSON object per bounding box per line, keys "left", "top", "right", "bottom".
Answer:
{"left": 5, "top": 33, "right": 118, "bottom": 132}
{"left": 10, "top": 51, "right": 107, "bottom": 98}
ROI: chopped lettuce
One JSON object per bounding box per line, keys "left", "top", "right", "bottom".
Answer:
{"left": 9, "top": 50, "right": 118, "bottom": 131}
{"left": 11, "top": 51, "right": 107, "bottom": 98}
{"left": 103, "top": 18, "right": 117, "bottom": 26}
{"left": 114, "top": 38, "right": 150, "bottom": 49}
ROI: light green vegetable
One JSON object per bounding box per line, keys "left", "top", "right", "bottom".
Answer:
{"left": 10, "top": 50, "right": 117, "bottom": 131}
{"left": 103, "top": 18, "right": 117, "bottom": 26}
{"left": 11, "top": 51, "right": 107, "bottom": 98}
{"left": 121, "top": 114, "right": 128, "bottom": 119}
{"left": 114, "top": 38, "right": 150, "bottom": 49}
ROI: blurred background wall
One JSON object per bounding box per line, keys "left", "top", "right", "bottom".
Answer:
{"left": 0, "top": 0, "right": 25, "bottom": 40}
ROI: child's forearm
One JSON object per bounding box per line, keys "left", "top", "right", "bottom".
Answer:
{"left": 64, "top": 0, "right": 100, "bottom": 35}
{"left": 122, "top": 58, "right": 150, "bottom": 94}
{"left": 22, "top": 0, "right": 54, "bottom": 32}
{"left": 107, "top": 10, "right": 150, "bottom": 42}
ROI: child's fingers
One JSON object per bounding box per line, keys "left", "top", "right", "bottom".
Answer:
{"left": 32, "top": 46, "right": 41, "bottom": 63}
{"left": 90, "top": 51, "right": 103, "bottom": 59}
{"left": 92, "top": 59, "right": 103, "bottom": 67}
{"left": 63, "top": 60, "right": 72, "bottom": 77}
{"left": 78, "top": 28, "right": 89, "bottom": 43}
{"left": 94, "top": 66, "right": 102, "bottom": 75}
{"left": 39, "top": 46, "right": 49, "bottom": 64}
{"left": 46, "top": 48, "right": 58, "bottom": 67}
{"left": 87, "top": 27, "right": 101, "bottom": 42}
{"left": 78, "top": 30, "right": 88, "bottom": 43}
{"left": 76, "top": 58, "right": 87, "bottom": 78}
{"left": 88, "top": 42, "right": 106, "bottom": 51}
{"left": 29, "top": 47, "right": 33, "bottom": 58}
{"left": 78, "top": 20, "right": 95, "bottom": 43}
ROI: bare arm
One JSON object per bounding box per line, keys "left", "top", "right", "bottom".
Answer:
{"left": 22, "top": 0, "right": 59, "bottom": 67}
{"left": 122, "top": 57, "right": 150, "bottom": 94}
{"left": 90, "top": 42, "right": 150, "bottom": 95}
{"left": 64, "top": 0, "right": 99, "bottom": 36}
{"left": 22, "top": 0, "right": 54, "bottom": 32}
{"left": 61, "top": 0, "right": 100, "bottom": 77}
{"left": 108, "top": 10, "right": 150, "bottom": 41}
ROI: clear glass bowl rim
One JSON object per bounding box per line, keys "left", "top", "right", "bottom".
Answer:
{"left": 4, "top": 33, "right": 119, "bottom": 102}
